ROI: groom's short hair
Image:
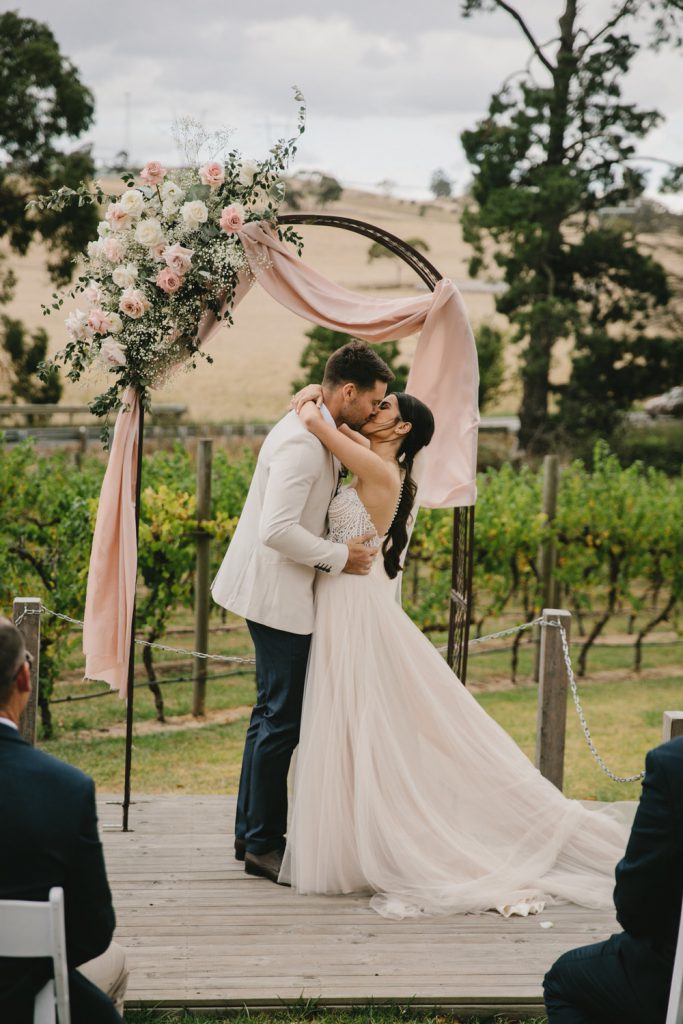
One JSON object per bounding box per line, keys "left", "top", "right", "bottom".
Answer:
{"left": 323, "top": 341, "right": 394, "bottom": 391}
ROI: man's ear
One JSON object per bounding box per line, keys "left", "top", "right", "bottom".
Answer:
{"left": 342, "top": 382, "right": 356, "bottom": 401}
{"left": 16, "top": 661, "right": 31, "bottom": 694}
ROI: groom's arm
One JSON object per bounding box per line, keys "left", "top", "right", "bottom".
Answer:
{"left": 259, "top": 431, "right": 349, "bottom": 574}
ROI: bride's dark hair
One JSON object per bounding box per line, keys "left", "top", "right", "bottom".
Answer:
{"left": 382, "top": 393, "right": 435, "bottom": 580}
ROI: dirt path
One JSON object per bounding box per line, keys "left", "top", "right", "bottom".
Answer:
{"left": 77, "top": 704, "right": 252, "bottom": 741}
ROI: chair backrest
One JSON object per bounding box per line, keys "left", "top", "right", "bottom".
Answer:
{"left": 667, "top": 895, "right": 683, "bottom": 1024}
{"left": 0, "top": 887, "right": 71, "bottom": 1024}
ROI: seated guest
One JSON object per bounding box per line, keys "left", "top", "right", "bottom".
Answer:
{"left": 544, "top": 735, "right": 683, "bottom": 1024}
{"left": 0, "top": 617, "right": 128, "bottom": 1023}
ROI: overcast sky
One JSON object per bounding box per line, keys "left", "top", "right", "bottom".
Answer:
{"left": 12, "top": 0, "right": 683, "bottom": 206}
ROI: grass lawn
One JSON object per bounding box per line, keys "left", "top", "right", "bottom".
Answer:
{"left": 41, "top": 610, "right": 681, "bottom": 802}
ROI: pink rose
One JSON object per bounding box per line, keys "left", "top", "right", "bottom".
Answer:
{"left": 105, "top": 203, "right": 132, "bottom": 232}
{"left": 103, "top": 236, "right": 126, "bottom": 263}
{"left": 149, "top": 243, "right": 167, "bottom": 262}
{"left": 163, "top": 242, "right": 194, "bottom": 275}
{"left": 140, "top": 161, "right": 167, "bottom": 186}
{"left": 87, "top": 309, "right": 113, "bottom": 334}
{"left": 155, "top": 267, "right": 183, "bottom": 294}
{"left": 219, "top": 203, "right": 245, "bottom": 234}
{"left": 199, "top": 161, "right": 225, "bottom": 189}
{"left": 119, "top": 288, "right": 149, "bottom": 319}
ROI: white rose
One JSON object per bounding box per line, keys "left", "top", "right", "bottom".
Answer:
{"left": 119, "top": 189, "right": 145, "bottom": 218}
{"left": 134, "top": 217, "right": 165, "bottom": 248}
{"left": 107, "top": 311, "right": 123, "bottom": 334}
{"left": 65, "top": 309, "right": 90, "bottom": 342}
{"left": 97, "top": 221, "right": 110, "bottom": 237}
{"left": 83, "top": 279, "right": 105, "bottom": 305}
{"left": 100, "top": 338, "right": 127, "bottom": 367}
{"left": 161, "top": 180, "right": 184, "bottom": 203}
{"left": 238, "top": 160, "right": 258, "bottom": 186}
{"left": 162, "top": 198, "right": 179, "bottom": 218}
{"left": 180, "top": 200, "right": 209, "bottom": 229}
{"left": 112, "top": 263, "right": 139, "bottom": 289}
{"left": 87, "top": 240, "right": 104, "bottom": 259}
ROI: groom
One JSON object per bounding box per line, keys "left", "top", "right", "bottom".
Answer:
{"left": 212, "top": 341, "right": 394, "bottom": 883}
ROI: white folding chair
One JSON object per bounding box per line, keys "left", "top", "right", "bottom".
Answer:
{"left": 667, "top": 894, "right": 683, "bottom": 1024}
{"left": 0, "top": 886, "right": 70, "bottom": 1024}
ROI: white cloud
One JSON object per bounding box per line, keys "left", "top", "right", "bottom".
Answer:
{"left": 9, "top": 0, "right": 683, "bottom": 205}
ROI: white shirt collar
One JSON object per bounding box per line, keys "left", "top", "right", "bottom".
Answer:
{"left": 0, "top": 715, "right": 18, "bottom": 731}
{"left": 320, "top": 402, "right": 337, "bottom": 429}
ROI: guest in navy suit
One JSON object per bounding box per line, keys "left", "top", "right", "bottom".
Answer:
{"left": 0, "top": 617, "right": 128, "bottom": 1023}
{"left": 544, "top": 735, "right": 683, "bottom": 1023}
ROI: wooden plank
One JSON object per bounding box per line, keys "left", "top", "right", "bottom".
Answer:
{"left": 99, "top": 793, "right": 625, "bottom": 1012}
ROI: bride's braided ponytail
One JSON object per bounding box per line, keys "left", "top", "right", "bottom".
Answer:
{"left": 382, "top": 393, "right": 435, "bottom": 580}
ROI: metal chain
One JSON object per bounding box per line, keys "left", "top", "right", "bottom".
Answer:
{"left": 435, "top": 616, "right": 546, "bottom": 653}
{"left": 31, "top": 606, "right": 256, "bottom": 665}
{"left": 548, "top": 618, "right": 645, "bottom": 784}
{"left": 19, "top": 605, "right": 648, "bottom": 780}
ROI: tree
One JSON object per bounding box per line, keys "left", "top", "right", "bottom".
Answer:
{"left": 292, "top": 325, "right": 410, "bottom": 394}
{"left": 315, "top": 174, "right": 343, "bottom": 207}
{"left": 460, "top": 0, "right": 683, "bottom": 453}
{"left": 368, "top": 237, "right": 430, "bottom": 287}
{"left": 0, "top": 11, "right": 97, "bottom": 286}
{"left": 430, "top": 168, "right": 453, "bottom": 199}
{"left": 475, "top": 323, "right": 506, "bottom": 411}
{"left": 0, "top": 316, "right": 62, "bottom": 408}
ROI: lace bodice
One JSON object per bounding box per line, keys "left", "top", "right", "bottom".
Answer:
{"left": 327, "top": 487, "right": 382, "bottom": 548}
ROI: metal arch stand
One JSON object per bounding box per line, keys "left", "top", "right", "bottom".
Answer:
{"left": 279, "top": 214, "right": 475, "bottom": 683}
{"left": 122, "top": 398, "right": 145, "bottom": 831}
{"left": 119, "top": 213, "right": 476, "bottom": 828}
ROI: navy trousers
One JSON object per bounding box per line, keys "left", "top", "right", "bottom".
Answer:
{"left": 544, "top": 933, "right": 672, "bottom": 1024}
{"left": 235, "top": 619, "right": 312, "bottom": 855}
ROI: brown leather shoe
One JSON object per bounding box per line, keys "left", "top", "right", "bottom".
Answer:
{"left": 234, "top": 838, "right": 245, "bottom": 862}
{"left": 244, "top": 848, "right": 289, "bottom": 885}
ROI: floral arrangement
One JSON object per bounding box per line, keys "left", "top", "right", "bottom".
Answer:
{"left": 30, "top": 90, "right": 305, "bottom": 427}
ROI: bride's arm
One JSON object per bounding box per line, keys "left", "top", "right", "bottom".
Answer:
{"left": 339, "top": 424, "right": 371, "bottom": 448}
{"left": 297, "top": 402, "right": 392, "bottom": 487}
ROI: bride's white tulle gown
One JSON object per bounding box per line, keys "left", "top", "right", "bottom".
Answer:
{"left": 279, "top": 486, "right": 629, "bottom": 918}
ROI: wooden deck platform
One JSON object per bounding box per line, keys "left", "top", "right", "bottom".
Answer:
{"left": 100, "top": 794, "right": 627, "bottom": 1016}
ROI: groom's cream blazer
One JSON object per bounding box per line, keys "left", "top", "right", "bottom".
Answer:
{"left": 211, "top": 410, "right": 348, "bottom": 634}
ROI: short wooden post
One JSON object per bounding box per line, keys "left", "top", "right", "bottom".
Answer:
{"left": 12, "top": 597, "right": 41, "bottom": 745}
{"left": 536, "top": 608, "right": 571, "bottom": 790}
{"left": 663, "top": 711, "right": 683, "bottom": 742}
{"left": 192, "top": 439, "right": 212, "bottom": 717}
{"left": 534, "top": 455, "right": 559, "bottom": 681}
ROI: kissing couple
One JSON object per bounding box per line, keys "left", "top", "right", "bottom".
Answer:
{"left": 212, "top": 340, "right": 627, "bottom": 919}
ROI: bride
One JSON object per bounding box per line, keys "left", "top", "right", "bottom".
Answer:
{"left": 279, "top": 384, "right": 629, "bottom": 919}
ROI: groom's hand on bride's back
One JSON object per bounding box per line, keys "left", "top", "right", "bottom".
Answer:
{"left": 343, "top": 533, "right": 378, "bottom": 575}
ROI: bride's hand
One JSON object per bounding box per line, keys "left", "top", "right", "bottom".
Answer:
{"left": 291, "top": 383, "right": 323, "bottom": 412}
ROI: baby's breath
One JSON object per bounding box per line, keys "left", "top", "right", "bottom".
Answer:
{"left": 32, "top": 90, "right": 306, "bottom": 428}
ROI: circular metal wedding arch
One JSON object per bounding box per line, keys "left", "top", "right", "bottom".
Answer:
{"left": 279, "top": 213, "right": 475, "bottom": 683}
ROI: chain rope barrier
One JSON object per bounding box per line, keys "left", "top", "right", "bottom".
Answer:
{"left": 18, "top": 604, "right": 648, "bottom": 781}
{"left": 548, "top": 618, "right": 646, "bottom": 784}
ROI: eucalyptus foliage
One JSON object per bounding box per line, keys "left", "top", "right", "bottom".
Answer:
{"left": 460, "top": 0, "right": 683, "bottom": 452}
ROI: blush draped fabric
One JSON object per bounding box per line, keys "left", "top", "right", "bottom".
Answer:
{"left": 82, "top": 221, "right": 479, "bottom": 695}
